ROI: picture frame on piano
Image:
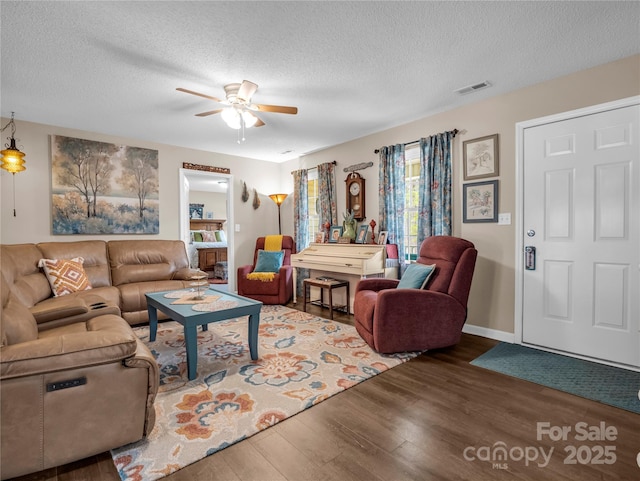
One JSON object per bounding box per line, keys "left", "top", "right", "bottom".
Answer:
{"left": 314, "top": 231, "right": 326, "bottom": 243}
{"left": 356, "top": 225, "right": 369, "bottom": 244}
{"left": 329, "top": 226, "right": 343, "bottom": 243}
{"left": 378, "top": 231, "right": 388, "bottom": 245}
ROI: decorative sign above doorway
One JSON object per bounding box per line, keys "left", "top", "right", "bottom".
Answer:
{"left": 183, "top": 162, "right": 230, "bottom": 174}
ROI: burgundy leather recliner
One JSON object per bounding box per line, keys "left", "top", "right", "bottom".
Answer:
{"left": 353, "top": 236, "right": 477, "bottom": 353}
{"left": 237, "top": 236, "right": 296, "bottom": 304}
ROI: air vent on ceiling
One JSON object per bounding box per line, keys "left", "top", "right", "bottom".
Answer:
{"left": 454, "top": 81, "right": 491, "bottom": 95}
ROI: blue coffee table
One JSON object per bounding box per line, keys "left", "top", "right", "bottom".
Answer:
{"left": 145, "top": 287, "right": 262, "bottom": 380}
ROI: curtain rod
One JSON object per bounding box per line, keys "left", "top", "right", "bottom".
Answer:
{"left": 373, "top": 129, "right": 458, "bottom": 154}
{"left": 290, "top": 160, "right": 336, "bottom": 175}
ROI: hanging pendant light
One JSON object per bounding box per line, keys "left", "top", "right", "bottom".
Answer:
{"left": 1, "top": 112, "right": 26, "bottom": 217}
{"left": 1, "top": 112, "right": 26, "bottom": 174}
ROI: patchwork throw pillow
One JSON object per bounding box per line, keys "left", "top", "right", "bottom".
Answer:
{"left": 202, "top": 231, "right": 216, "bottom": 242}
{"left": 397, "top": 263, "right": 436, "bottom": 289}
{"left": 253, "top": 250, "right": 285, "bottom": 273}
{"left": 38, "top": 257, "right": 92, "bottom": 297}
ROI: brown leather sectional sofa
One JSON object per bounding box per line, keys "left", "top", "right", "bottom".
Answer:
{"left": 0, "top": 239, "right": 204, "bottom": 479}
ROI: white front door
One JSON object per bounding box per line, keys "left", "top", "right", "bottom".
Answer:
{"left": 521, "top": 101, "right": 639, "bottom": 367}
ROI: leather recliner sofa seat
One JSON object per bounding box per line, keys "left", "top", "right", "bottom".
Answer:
{"left": 0, "top": 239, "right": 203, "bottom": 479}
{"left": 0, "top": 239, "right": 204, "bottom": 328}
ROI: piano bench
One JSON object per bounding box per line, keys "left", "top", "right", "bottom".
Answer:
{"left": 303, "top": 277, "right": 350, "bottom": 320}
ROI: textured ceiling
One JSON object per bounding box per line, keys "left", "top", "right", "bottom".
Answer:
{"left": 1, "top": 1, "right": 639, "bottom": 163}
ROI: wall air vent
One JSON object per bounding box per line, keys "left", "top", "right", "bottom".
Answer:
{"left": 454, "top": 81, "right": 491, "bottom": 95}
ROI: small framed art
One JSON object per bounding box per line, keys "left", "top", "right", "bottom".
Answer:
{"left": 314, "top": 231, "right": 326, "bottom": 243}
{"left": 189, "top": 203, "right": 204, "bottom": 219}
{"left": 463, "top": 134, "right": 499, "bottom": 180}
{"left": 377, "top": 231, "right": 388, "bottom": 245}
{"left": 463, "top": 180, "right": 499, "bottom": 223}
{"left": 355, "top": 225, "right": 369, "bottom": 244}
{"left": 329, "top": 226, "right": 343, "bottom": 243}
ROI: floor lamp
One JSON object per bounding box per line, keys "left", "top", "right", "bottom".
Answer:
{"left": 269, "top": 193, "right": 288, "bottom": 234}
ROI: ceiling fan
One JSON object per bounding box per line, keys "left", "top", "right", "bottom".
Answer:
{"left": 176, "top": 80, "right": 298, "bottom": 130}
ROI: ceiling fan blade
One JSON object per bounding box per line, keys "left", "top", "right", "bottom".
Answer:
{"left": 237, "top": 80, "right": 258, "bottom": 102}
{"left": 176, "top": 87, "right": 222, "bottom": 103}
{"left": 195, "top": 109, "right": 223, "bottom": 117}
{"left": 254, "top": 103, "right": 298, "bottom": 115}
{"left": 254, "top": 116, "right": 265, "bottom": 127}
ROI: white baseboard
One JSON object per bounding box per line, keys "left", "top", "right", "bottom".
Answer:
{"left": 462, "top": 323, "right": 514, "bottom": 343}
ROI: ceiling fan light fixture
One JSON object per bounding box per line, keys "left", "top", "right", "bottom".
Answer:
{"left": 242, "top": 110, "right": 258, "bottom": 128}
{"left": 221, "top": 107, "right": 242, "bottom": 129}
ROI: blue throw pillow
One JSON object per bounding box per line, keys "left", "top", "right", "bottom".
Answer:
{"left": 397, "top": 263, "right": 436, "bottom": 289}
{"left": 254, "top": 250, "right": 285, "bottom": 273}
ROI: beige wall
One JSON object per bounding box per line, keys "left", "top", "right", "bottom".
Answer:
{"left": 189, "top": 191, "right": 227, "bottom": 223}
{"left": 282, "top": 54, "right": 640, "bottom": 335}
{"left": 0, "top": 123, "right": 284, "bottom": 272}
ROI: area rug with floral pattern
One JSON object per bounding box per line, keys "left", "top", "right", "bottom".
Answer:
{"left": 111, "top": 305, "right": 418, "bottom": 481}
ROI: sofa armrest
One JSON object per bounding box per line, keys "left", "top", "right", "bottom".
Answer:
{"left": 123, "top": 337, "right": 159, "bottom": 435}
{"left": 355, "top": 278, "right": 399, "bottom": 293}
{"left": 237, "top": 264, "right": 254, "bottom": 277}
{"left": 172, "top": 267, "right": 207, "bottom": 281}
{"left": 30, "top": 297, "right": 89, "bottom": 324}
{"left": 0, "top": 315, "right": 138, "bottom": 380}
{"left": 375, "top": 289, "right": 466, "bottom": 329}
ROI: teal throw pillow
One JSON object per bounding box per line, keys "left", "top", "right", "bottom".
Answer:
{"left": 397, "top": 263, "right": 436, "bottom": 289}
{"left": 254, "top": 250, "right": 285, "bottom": 273}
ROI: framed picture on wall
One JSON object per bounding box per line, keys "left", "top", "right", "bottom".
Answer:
{"left": 189, "top": 203, "right": 204, "bottom": 219}
{"left": 463, "top": 134, "right": 499, "bottom": 180}
{"left": 463, "top": 180, "right": 499, "bottom": 223}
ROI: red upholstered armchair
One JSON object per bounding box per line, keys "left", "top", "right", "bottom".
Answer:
{"left": 353, "top": 236, "right": 477, "bottom": 353}
{"left": 237, "top": 236, "right": 296, "bottom": 304}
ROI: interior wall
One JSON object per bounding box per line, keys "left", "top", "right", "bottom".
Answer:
{"left": 189, "top": 191, "right": 228, "bottom": 223}
{"left": 0, "top": 123, "right": 283, "bottom": 272}
{"left": 282, "top": 54, "right": 640, "bottom": 335}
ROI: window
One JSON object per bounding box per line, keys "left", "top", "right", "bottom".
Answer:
{"left": 307, "top": 170, "right": 319, "bottom": 243}
{"left": 404, "top": 146, "right": 420, "bottom": 261}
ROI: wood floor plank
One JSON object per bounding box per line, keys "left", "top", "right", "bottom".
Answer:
{"left": 210, "top": 439, "right": 286, "bottom": 481}
{"left": 267, "top": 415, "right": 344, "bottom": 465}
{"left": 251, "top": 430, "right": 346, "bottom": 481}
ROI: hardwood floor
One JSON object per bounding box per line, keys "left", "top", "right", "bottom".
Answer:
{"left": 10, "top": 301, "right": 639, "bottom": 481}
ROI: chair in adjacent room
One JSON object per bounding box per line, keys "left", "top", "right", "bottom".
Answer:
{"left": 237, "top": 235, "right": 296, "bottom": 304}
{"left": 353, "top": 235, "right": 477, "bottom": 353}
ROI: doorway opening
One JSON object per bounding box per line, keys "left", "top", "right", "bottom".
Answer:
{"left": 179, "top": 168, "right": 235, "bottom": 290}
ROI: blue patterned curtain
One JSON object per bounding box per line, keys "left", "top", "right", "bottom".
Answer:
{"left": 292, "top": 168, "right": 309, "bottom": 295}
{"left": 418, "top": 131, "right": 453, "bottom": 245}
{"left": 378, "top": 144, "right": 405, "bottom": 264}
{"left": 317, "top": 162, "right": 337, "bottom": 227}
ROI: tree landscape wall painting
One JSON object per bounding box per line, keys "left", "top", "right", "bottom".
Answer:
{"left": 51, "top": 135, "right": 159, "bottom": 234}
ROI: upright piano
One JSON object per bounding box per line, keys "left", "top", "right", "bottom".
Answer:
{"left": 290, "top": 243, "right": 387, "bottom": 313}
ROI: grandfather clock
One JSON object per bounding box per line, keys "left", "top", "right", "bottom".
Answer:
{"left": 345, "top": 172, "right": 365, "bottom": 221}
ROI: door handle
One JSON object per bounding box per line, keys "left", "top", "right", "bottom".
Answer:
{"left": 525, "top": 246, "right": 536, "bottom": 270}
